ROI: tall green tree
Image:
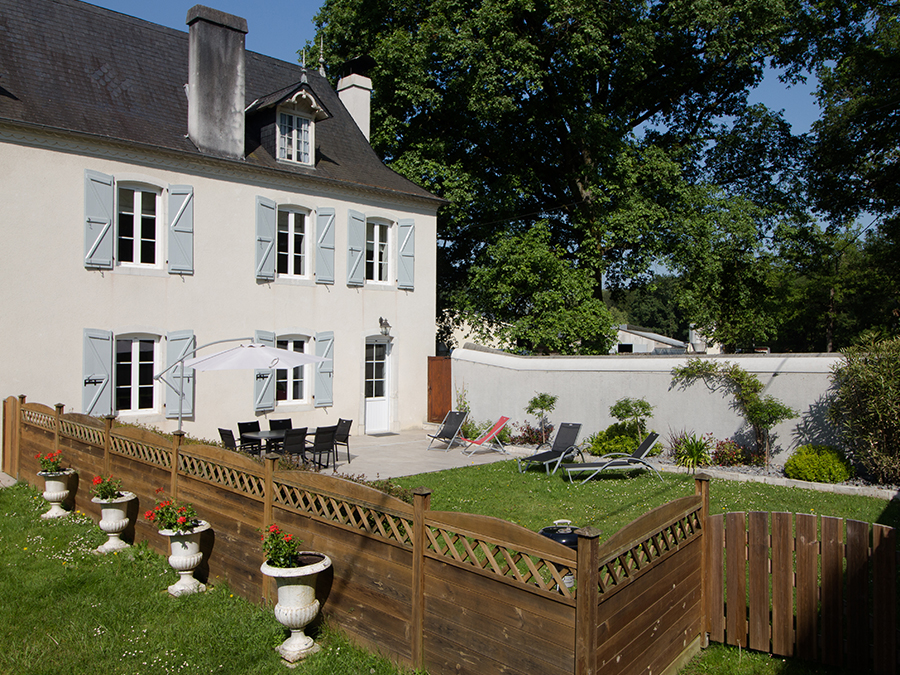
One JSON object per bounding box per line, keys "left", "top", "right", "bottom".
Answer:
{"left": 453, "top": 223, "right": 617, "bottom": 354}
{"left": 314, "top": 0, "right": 844, "bottom": 278}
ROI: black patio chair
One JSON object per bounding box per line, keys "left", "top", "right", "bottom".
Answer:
{"left": 307, "top": 424, "right": 337, "bottom": 469}
{"left": 517, "top": 423, "right": 584, "bottom": 474}
{"left": 282, "top": 427, "right": 309, "bottom": 465}
{"left": 334, "top": 418, "right": 353, "bottom": 464}
{"left": 237, "top": 421, "right": 261, "bottom": 454}
{"left": 426, "top": 410, "right": 468, "bottom": 451}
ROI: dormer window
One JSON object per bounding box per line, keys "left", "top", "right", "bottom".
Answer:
{"left": 278, "top": 112, "right": 312, "bottom": 165}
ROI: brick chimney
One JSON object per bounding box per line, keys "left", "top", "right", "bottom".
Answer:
{"left": 186, "top": 5, "right": 248, "bottom": 158}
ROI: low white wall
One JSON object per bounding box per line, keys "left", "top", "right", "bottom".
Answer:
{"left": 451, "top": 345, "right": 843, "bottom": 463}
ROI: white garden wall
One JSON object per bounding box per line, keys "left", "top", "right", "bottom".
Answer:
{"left": 452, "top": 345, "right": 843, "bottom": 462}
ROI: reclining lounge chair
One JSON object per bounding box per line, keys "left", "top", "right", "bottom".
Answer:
{"left": 562, "top": 432, "right": 661, "bottom": 483}
{"left": 517, "top": 423, "right": 584, "bottom": 474}
{"left": 461, "top": 416, "right": 510, "bottom": 456}
{"left": 427, "top": 410, "right": 468, "bottom": 451}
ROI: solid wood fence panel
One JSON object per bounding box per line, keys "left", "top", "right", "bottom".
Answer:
{"left": 846, "top": 519, "right": 870, "bottom": 668}
{"left": 423, "top": 555, "right": 575, "bottom": 675}
{"left": 725, "top": 511, "right": 747, "bottom": 647}
{"left": 595, "top": 536, "right": 702, "bottom": 675}
{"left": 873, "top": 524, "right": 897, "bottom": 675}
{"left": 795, "top": 513, "right": 818, "bottom": 661}
{"left": 821, "top": 516, "right": 843, "bottom": 667}
{"left": 748, "top": 511, "right": 770, "bottom": 652}
{"left": 771, "top": 512, "right": 794, "bottom": 657}
{"left": 707, "top": 514, "right": 725, "bottom": 643}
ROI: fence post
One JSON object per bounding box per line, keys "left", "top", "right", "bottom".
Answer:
{"left": 15, "top": 395, "right": 25, "bottom": 479}
{"left": 53, "top": 403, "right": 63, "bottom": 451}
{"left": 262, "top": 453, "right": 279, "bottom": 601}
{"left": 102, "top": 415, "right": 115, "bottom": 475}
{"left": 412, "top": 487, "right": 432, "bottom": 671}
{"left": 170, "top": 431, "right": 184, "bottom": 498}
{"left": 695, "top": 473, "right": 711, "bottom": 647}
{"left": 575, "top": 526, "right": 601, "bottom": 675}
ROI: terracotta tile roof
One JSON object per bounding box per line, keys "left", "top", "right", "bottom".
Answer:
{"left": 0, "top": 0, "right": 440, "bottom": 203}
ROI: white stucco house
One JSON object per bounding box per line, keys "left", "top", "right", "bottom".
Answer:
{"left": 0, "top": 0, "right": 442, "bottom": 439}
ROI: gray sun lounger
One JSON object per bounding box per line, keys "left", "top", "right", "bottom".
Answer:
{"left": 427, "top": 410, "right": 468, "bottom": 451}
{"left": 563, "top": 432, "right": 661, "bottom": 483}
{"left": 517, "top": 422, "right": 583, "bottom": 474}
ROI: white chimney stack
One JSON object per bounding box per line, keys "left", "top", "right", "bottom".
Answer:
{"left": 337, "top": 73, "right": 372, "bottom": 141}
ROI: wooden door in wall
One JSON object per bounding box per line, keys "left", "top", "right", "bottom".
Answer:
{"left": 364, "top": 338, "right": 390, "bottom": 434}
{"left": 427, "top": 356, "right": 451, "bottom": 423}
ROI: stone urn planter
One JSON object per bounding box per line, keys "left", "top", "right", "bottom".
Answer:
{"left": 261, "top": 553, "right": 332, "bottom": 663}
{"left": 37, "top": 469, "right": 75, "bottom": 519}
{"left": 159, "top": 520, "right": 210, "bottom": 597}
{"left": 91, "top": 491, "right": 135, "bottom": 554}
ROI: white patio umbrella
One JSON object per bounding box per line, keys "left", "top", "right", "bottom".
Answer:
{"left": 158, "top": 340, "right": 331, "bottom": 432}
{"left": 183, "top": 342, "right": 328, "bottom": 371}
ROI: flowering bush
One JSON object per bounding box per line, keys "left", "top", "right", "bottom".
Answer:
{"left": 712, "top": 439, "right": 745, "bottom": 466}
{"left": 509, "top": 421, "right": 553, "bottom": 446}
{"left": 144, "top": 489, "right": 200, "bottom": 533}
{"left": 261, "top": 523, "right": 302, "bottom": 568}
{"left": 91, "top": 475, "right": 123, "bottom": 501}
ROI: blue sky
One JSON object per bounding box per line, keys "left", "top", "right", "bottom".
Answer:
{"left": 92, "top": 0, "right": 821, "bottom": 134}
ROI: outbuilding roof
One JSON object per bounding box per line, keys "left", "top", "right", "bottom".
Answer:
{"left": 0, "top": 0, "right": 440, "bottom": 204}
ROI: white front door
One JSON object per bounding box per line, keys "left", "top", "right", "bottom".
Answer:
{"left": 364, "top": 338, "right": 391, "bottom": 433}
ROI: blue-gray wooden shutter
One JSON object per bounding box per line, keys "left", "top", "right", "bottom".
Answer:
{"left": 398, "top": 219, "right": 415, "bottom": 290}
{"left": 168, "top": 185, "right": 194, "bottom": 275}
{"left": 165, "top": 330, "right": 195, "bottom": 419}
{"left": 82, "top": 328, "right": 113, "bottom": 415}
{"left": 314, "top": 331, "right": 334, "bottom": 408}
{"left": 84, "top": 170, "right": 114, "bottom": 269}
{"left": 255, "top": 197, "right": 277, "bottom": 281}
{"left": 315, "top": 208, "right": 335, "bottom": 285}
{"left": 347, "top": 210, "right": 365, "bottom": 286}
{"left": 254, "top": 329, "right": 276, "bottom": 412}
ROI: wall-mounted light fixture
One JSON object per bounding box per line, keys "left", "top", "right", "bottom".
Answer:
{"left": 379, "top": 317, "right": 391, "bottom": 336}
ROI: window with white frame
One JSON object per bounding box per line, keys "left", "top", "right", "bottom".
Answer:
{"left": 278, "top": 112, "right": 312, "bottom": 165}
{"left": 366, "top": 220, "right": 390, "bottom": 282}
{"left": 275, "top": 337, "right": 308, "bottom": 403}
{"left": 115, "top": 336, "right": 157, "bottom": 412}
{"left": 117, "top": 185, "right": 160, "bottom": 266}
{"left": 277, "top": 208, "right": 307, "bottom": 277}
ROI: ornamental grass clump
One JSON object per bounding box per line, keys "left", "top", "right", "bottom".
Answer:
{"left": 672, "top": 432, "right": 713, "bottom": 473}
{"left": 261, "top": 523, "right": 302, "bottom": 568}
{"left": 35, "top": 450, "right": 63, "bottom": 473}
{"left": 90, "top": 475, "right": 123, "bottom": 501}
{"left": 144, "top": 489, "right": 200, "bottom": 533}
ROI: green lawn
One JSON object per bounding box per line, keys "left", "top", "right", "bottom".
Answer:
{"left": 392, "top": 460, "right": 899, "bottom": 538}
{"left": 0, "top": 482, "right": 417, "bottom": 675}
{"left": 4, "top": 461, "right": 892, "bottom": 675}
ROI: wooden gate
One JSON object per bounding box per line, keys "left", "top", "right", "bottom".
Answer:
{"left": 427, "top": 356, "right": 451, "bottom": 423}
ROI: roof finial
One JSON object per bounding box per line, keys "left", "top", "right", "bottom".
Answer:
{"left": 318, "top": 36, "right": 326, "bottom": 76}
{"left": 302, "top": 48, "right": 307, "bottom": 69}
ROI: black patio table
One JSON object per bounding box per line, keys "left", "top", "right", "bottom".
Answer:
{"left": 241, "top": 429, "right": 286, "bottom": 454}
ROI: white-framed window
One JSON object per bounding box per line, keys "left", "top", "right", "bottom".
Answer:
{"left": 278, "top": 112, "right": 313, "bottom": 165}
{"left": 117, "top": 185, "right": 161, "bottom": 266}
{"left": 115, "top": 335, "right": 158, "bottom": 413}
{"left": 366, "top": 220, "right": 390, "bottom": 283}
{"left": 277, "top": 208, "right": 308, "bottom": 277}
{"left": 275, "top": 337, "right": 308, "bottom": 403}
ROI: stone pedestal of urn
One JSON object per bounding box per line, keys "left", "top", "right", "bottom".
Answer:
{"left": 37, "top": 469, "right": 75, "bottom": 519}
{"left": 92, "top": 492, "right": 135, "bottom": 553}
{"left": 159, "top": 520, "right": 210, "bottom": 596}
{"left": 261, "top": 553, "right": 332, "bottom": 664}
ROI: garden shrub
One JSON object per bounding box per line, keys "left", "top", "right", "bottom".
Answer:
{"left": 586, "top": 433, "right": 637, "bottom": 457}
{"left": 510, "top": 421, "right": 554, "bottom": 446}
{"left": 671, "top": 432, "right": 712, "bottom": 472}
{"left": 712, "top": 439, "right": 745, "bottom": 466}
{"left": 829, "top": 336, "right": 900, "bottom": 484}
{"left": 784, "top": 445, "right": 853, "bottom": 483}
